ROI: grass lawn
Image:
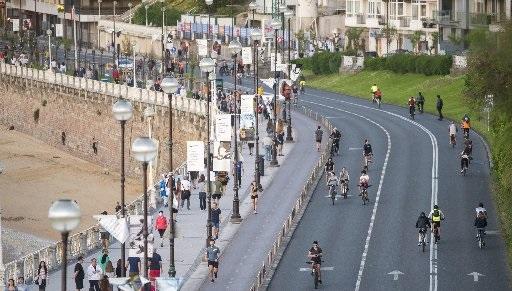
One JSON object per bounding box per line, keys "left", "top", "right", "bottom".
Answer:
{"left": 304, "top": 70, "right": 489, "bottom": 135}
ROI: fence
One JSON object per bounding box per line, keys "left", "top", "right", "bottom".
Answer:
{"left": 0, "top": 63, "right": 207, "bottom": 117}
{"left": 249, "top": 106, "right": 334, "bottom": 291}
{"left": 2, "top": 163, "right": 188, "bottom": 284}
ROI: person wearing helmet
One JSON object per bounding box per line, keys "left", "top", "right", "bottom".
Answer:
{"left": 358, "top": 170, "right": 370, "bottom": 196}
{"left": 308, "top": 241, "right": 323, "bottom": 284}
{"left": 415, "top": 212, "right": 431, "bottom": 245}
{"left": 329, "top": 127, "right": 342, "bottom": 155}
{"left": 429, "top": 205, "right": 445, "bottom": 240}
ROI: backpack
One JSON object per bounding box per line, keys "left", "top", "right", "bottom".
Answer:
{"left": 433, "top": 209, "right": 440, "bottom": 218}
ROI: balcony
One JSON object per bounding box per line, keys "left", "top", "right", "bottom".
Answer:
{"left": 357, "top": 13, "right": 366, "bottom": 24}
{"left": 399, "top": 16, "right": 411, "bottom": 27}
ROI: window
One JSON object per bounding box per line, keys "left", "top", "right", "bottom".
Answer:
{"left": 389, "top": 0, "right": 404, "bottom": 19}
{"left": 412, "top": 0, "right": 427, "bottom": 20}
{"left": 347, "top": 0, "right": 361, "bottom": 16}
{"left": 368, "top": 1, "right": 382, "bottom": 18}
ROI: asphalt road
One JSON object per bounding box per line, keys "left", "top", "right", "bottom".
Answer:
{"left": 267, "top": 87, "right": 511, "bottom": 291}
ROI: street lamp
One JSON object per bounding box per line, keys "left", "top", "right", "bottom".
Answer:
{"left": 113, "top": 1, "right": 118, "bottom": 66}
{"left": 284, "top": 9, "right": 294, "bottom": 142}
{"left": 160, "top": 0, "right": 166, "bottom": 73}
{"left": 270, "top": 18, "right": 281, "bottom": 167}
{"left": 112, "top": 99, "right": 133, "bottom": 277}
{"left": 145, "top": 5, "right": 149, "bottom": 26}
{"left": 128, "top": 2, "right": 133, "bottom": 24}
{"left": 132, "top": 137, "right": 158, "bottom": 282}
{"left": 251, "top": 28, "right": 262, "bottom": 186}
{"left": 228, "top": 39, "right": 243, "bottom": 223}
{"left": 97, "top": 0, "right": 102, "bottom": 48}
{"left": 160, "top": 76, "right": 179, "bottom": 278}
{"left": 48, "top": 199, "right": 81, "bottom": 291}
{"left": 199, "top": 57, "right": 215, "bottom": 246}
{"left": 46, "top": 29, "right": 52, "bottom": 68}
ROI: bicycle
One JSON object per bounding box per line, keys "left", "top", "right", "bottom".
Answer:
{"left": 306, "top": 261, "right": 322, "bottom": 289}
{"left": 476, "top": 228, "right": 486, "bottom": 249}
{"left": 433, "top": 224, "right": 441, "bottom": 244}
{"left": 461, "top": 157, "right": 469, "bottom": 176}
{"left": 450, "top": 134, "right": 456, "bottom": 148}
{"left": 409, "top": 106, "right": 415, "bottom": 120}
{"left": 360, "top": 184, "right": 371, "bottom": 205}
{"left": 419, "top": 228, "right": 428, "bottom": 252}
{"left": 329, "top": 184, "right": 336, "bottom": 205}
{"left": 330, "top": 140, "right": 339, "bottom": 157}
{"left": 340, "top": 179, "right": 349, "bottom": 199}
{"left": 375, "top": 97, "right": 381, "bottom": 109}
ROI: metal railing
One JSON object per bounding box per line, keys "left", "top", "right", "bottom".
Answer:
{"left": 0, "top": 63, "right": 207, "bottom": 117}
{"left": 399, "top": 16, "right": 411, "bottom": 27}
{"left": 249, "top": 106, "right": 334, "bottom": 291}
{"left": 2, "top": 162, "right": 188, "bottom": 284}
{"left": 356, "top": 13, "right": 367, "bottom": 24}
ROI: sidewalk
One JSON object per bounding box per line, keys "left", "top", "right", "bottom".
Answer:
{"left": 45, "top": 111, "right": 300, "bottom": 290}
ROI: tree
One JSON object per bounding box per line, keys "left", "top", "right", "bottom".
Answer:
{"left": 346, "top": 27, "right": 364, "bottom": 52}
{"left": 410, "top": 30, "right": 423, "bottom": 53}
{"left": 381, "top": 26, "right": 397, "bottom": 54}
{"left": 132, "top": 2, "right": 182, "bottom": 27}
{"left": 430, "top": 31, "right": 439, "bottom": 55}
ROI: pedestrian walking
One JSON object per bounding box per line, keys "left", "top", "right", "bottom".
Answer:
{"left": 127, "top": 256, "right": 141, "bottom": 277}
{"left": 149, "top": 250, "right": 163, "bottom": 290}
{"left": 233, "top": 160, "right": 243, "bottom": 187}
{"left": 436, "top": 95, "right": 444, "bottom": 120}
{"left": 211, "top": 202, "right": 221, "bottom": 240}
{"left": 198, "top": 174, "right": 207, "bottom": 210}
{"left": 99, "top": 211, "right": 110, "bottom": 250}
{"left": 105, "top": 260, "right": 115, "bottom": 278}
{"left": 205, "top": 239, "right": 221, "bottom": 283}
{"left": 87, "top": 258, "right": 101, "bottom": 291}
{"left": 180, "top": 176, "right": 192, "bottom": 210}
{"left": 417, "top": 92, "right": 425, "bottom": 113}
{"left": 159, "top": 174, "right": 169, "bottom": 207}
{"left": 115, "top": 259, "right": 125, "bottom": 278}
{"left": 315, "top": 126, "right": 323, "bottom": 152}
{"left": 74, "top": 256, "right": 85, "bottom": 291}
{"left": 277, "top": 131, "right": 284, "bottom": 156}
{"left": 263, "top": 135, "right": 273, "bottom": 161}
{"left": 155, "top": 211, "right": 168, "bottom": 247}
{"left": 35, "top": 261, "right": 48, "bottom": 290}
{"left": 248, "top": 140, "right": 254, "bottom": 155}
{"left": 212, "top": 176, "right": 223, "bottom": 205}
{"left": 98, "top": 249, "right": 110, "bottom": 274}
{"left": 250, "top": 181, "right": 259, "bottom": 214}
{"left": 175, "top": 178, "right": 182, "bottom": 209}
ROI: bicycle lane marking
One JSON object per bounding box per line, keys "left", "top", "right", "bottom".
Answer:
{"left": 299, "top": 99, "right": 392, "bottom": 291}
{"left": 303, "top": 92, "right": 439, "bottom": 291}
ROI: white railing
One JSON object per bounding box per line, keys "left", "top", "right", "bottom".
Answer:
{"left": 3, "top": 162, "right": 188, "bottom": 284}
{"left": 0, "top": 63, "right": 206, "bottom": 117}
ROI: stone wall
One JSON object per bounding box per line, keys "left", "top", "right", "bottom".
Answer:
{"left": 0, "top": 75, "right": 205, "bottom": 178}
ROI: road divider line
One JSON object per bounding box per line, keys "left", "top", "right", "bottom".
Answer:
{"left": 299, "top": 267, "right": 335, "bottom": 271}
{"left": 303, "top": 92, "right": 439, "bottom": 291}
{"left": 300, "top": 100, "right": 391, "bottom": 291}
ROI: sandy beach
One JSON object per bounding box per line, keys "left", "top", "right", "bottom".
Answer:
{"left": 0, "top": 129, "right": 142, "bottom": 247}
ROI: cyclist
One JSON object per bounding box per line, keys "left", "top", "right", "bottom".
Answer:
{"left": 461, "top": 115, "right": 471, "bottom": 137}
{"left": 463, "top": 137, "right": 473, "bottom": 158}
{"left": 339, "top": 167, "right": 350, "bottom": 194}
{"left": 327, "top": 172, "right": 339, "bottom": 198}
{"left": 358, "top": 170, "right": 370, "bottom": 196}
{"left": 370, "top": 84, "right": 378, "bottom": 103}
{"left": 415, "top": 212, "right": 431, "bottom": 245}
{"left": 324, "top": 158, "right": 335, "bottom": 186}
{"left": 374, "top": 88, "right": 382, "bottom": 105}
{"left": 449, "top": 121, "right": 457, "bottom": 145}
{"left": 308, "top": 241, "right": 323, "bottom": 284}
{"left": 474, "top": 211, "right": 488, "bottom": 238}
{"left": 460, "top": 149, "right": 470, "bottom": 174}
{"left": 329, "top": 127, "right": 342, "bottom": 155}
{"left": 408, "top": 96, "right": 416, "bottom": 118}
{"left": 429, "top": 205, "right": 445, "bottom": 240}
{"left": 363, "top": 139, "right": 373, "bottom": 169}
{"left": 299, "top": 80, "right": 306, "bottom": 94}
{"left": 475, "top": 202, "right": 487, "bottom": 218}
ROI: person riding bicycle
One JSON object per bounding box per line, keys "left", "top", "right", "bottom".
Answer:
{"left": 308, "top": 241, "right": 323, "bottom": 284}
{"left": 374, "top": 88, "right": 382, "bottom": 103}
{"left": 339, "top": 167, "right": 350, "bottom": 192}
{"left": 475, "top": 202, "right": 487, "bottom": 218}
{"left": 460, "top": 149, "right": 470, "bottom": 174}
{"left": 299, "top": 80, "right": 306, "bottom": 93}
{"left": 415, "top": 212, "right": 431, "bottom": 246}
{"left": 449, "top": 121, "right": 457, "bottom": 145}
{"left": 463, "top": 137, "right": 473, "bottom": 158}
{"left": 461, "top": 114, "right": 471, "bottom": 137}
{"left": 363, "top": 139, "right": 373, "bottom": 167}
{"left": 327, "top": 172, "right": 339, "bottom": 195}
{"left": 429, "top": 205, "right": 445, "bottom": 240}
{"left": 329, "top": 128, "right": 342, "bottom": 155}
{"left": 325, "top": 158, "right": 335, "bottom": 186}
{"left": 358, "top": 170, "right": 370, "bottom": 195}
{"left": 408, "top": 96, "right": 416, "bottom": 117}
{"left": 474, "top": 211, "right": 488, "bottom": 237}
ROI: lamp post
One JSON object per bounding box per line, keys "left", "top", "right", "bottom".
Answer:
{"left": 199, "top": 57, "right": 215, "bottom": 246}
{"left": 206, "top": 0, "right": 213, "bottom": 54}
{"left": 131, "top": 137, "right": 158, "bottom": 283}
{"left": 112, "top": 99, "right": 133, "bottom": 277}
{"left": 248, "top": 1, "right": 257, "bottom": 28}
{"left": 47, "top": 29, "right": 52, "bottom": 68}
{"left": 278, "top": 4, "right": 287, "bottom": 122}
{"left": 284, "top": 9, "right": 294, "bottom": 142}
{"left": 160, "top": 76, "right": 179, "bottom": 277}
{"left": 145, "top": 5, "right": 149, "bottom": 26}
{"left": 113, "top": 1, "right": 117, "bottom": 66}
{"left": 160, "top": 0, "right": 165, "bottom": 73}
{"left": 132, "top": 43, "right": 137, "bottom": 87}
{"left": 270, "top": 18, "right": 281, "bottom": 167}
{"left": 251, "top": 28, "right": 262, "bottom": 186}
{"left": 97, "top": 0, "right": 101, "bottom": 48}
{"left": 228, "top": 39, "right": 243, "bottom": 223}
{"left": 48, "top": 199, "right": 81, "bottom": 291}
{"left": 128, "top": 2, "right": 133, "bottom": 24}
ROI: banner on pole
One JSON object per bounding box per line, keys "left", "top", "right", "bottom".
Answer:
{"left": 290, "top": 64, "right": 301, "bottom": 81}
{"left": 213, "top": 141, "right": 231, "bottom": 171}
{"left": 55, "top": 23, "right": 63, "bottom": 37}
{"left": 187, "top": 141, "right": 205, "bottom": 171}
{"left": 197, "top": 39, "right": 208, "bottom": 57}
{"left": 93, "top": 215, "right": 129, "bottom": 244}
{"left": 270, "top": 52, "right": 282, "bottom": 71}
{"left": 215, "top": 114, "right": 232, "bottom": 141}
{"left": 12, "top": 19, "right": 19, "bottom": 32}
{"left": 156, "top": 278, "right": 183, "bottom": 291}
{"left": 240, "top": 95, "right": 255, "bottom": 141}
{"left": 241, "top": 47, "right": 253, "bottom": 65}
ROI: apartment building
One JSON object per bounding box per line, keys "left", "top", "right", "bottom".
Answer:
{"left": 5, "top": 0, "right": 134, "bottom": 47}
{"left": 435, "top": 0, "right": 511, "bottom": 53}
{"left": 345, "top": 0, "right": 439, "bottom": 55}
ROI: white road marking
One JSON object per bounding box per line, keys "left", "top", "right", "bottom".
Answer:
{"left": 388, "top": 270, "right": 404, "bottom": 281}
{"left": 467, "top": 272, "right": 484, "bottom": 282}
{"left": 303, "top": 93, "right": 439, "bottom": 291}
{"left": 301, "top": 100, "right": 391, "bottom": 291}
{"left": 324, "top": 194, "right": 353, "bottom": 200}
{"left": 485, "top": 230, "right": 499, "bottom": 235}
{"left": 349, "top": 147, "right": 363, "bottom": 150}
{"left": 299, "top": 267, "right": 335, "bottom": 271}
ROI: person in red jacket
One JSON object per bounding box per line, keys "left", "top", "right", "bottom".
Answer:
{"left": 154, "top": 211, "right": 168, "bottom": 247}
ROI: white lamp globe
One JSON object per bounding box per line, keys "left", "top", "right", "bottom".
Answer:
{"left": 132, "top": 137, "right": 158, "bottom": 162}
{"left": 48, "top": 199, "right": 81, "bottom": 233}
{"left": 112, "top": 99, "right": 133, "bottom": 121}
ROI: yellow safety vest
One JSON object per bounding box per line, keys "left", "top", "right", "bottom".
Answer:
{"left": 432, "top": 213, "right": 441, "bottom": 222}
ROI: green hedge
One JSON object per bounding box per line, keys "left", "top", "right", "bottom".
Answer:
{"left": 292, "top": 52, "right": 343, "bottom": 75}
{"left": 364, "top": 54, "right": 453, "bottom": 76}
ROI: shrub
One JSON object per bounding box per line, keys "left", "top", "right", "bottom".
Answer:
{"left": 364, "top": 54, "right": 453, "bottom": 76}
{"left": 293, "top": 51, "right": 344, "bottom": 75}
